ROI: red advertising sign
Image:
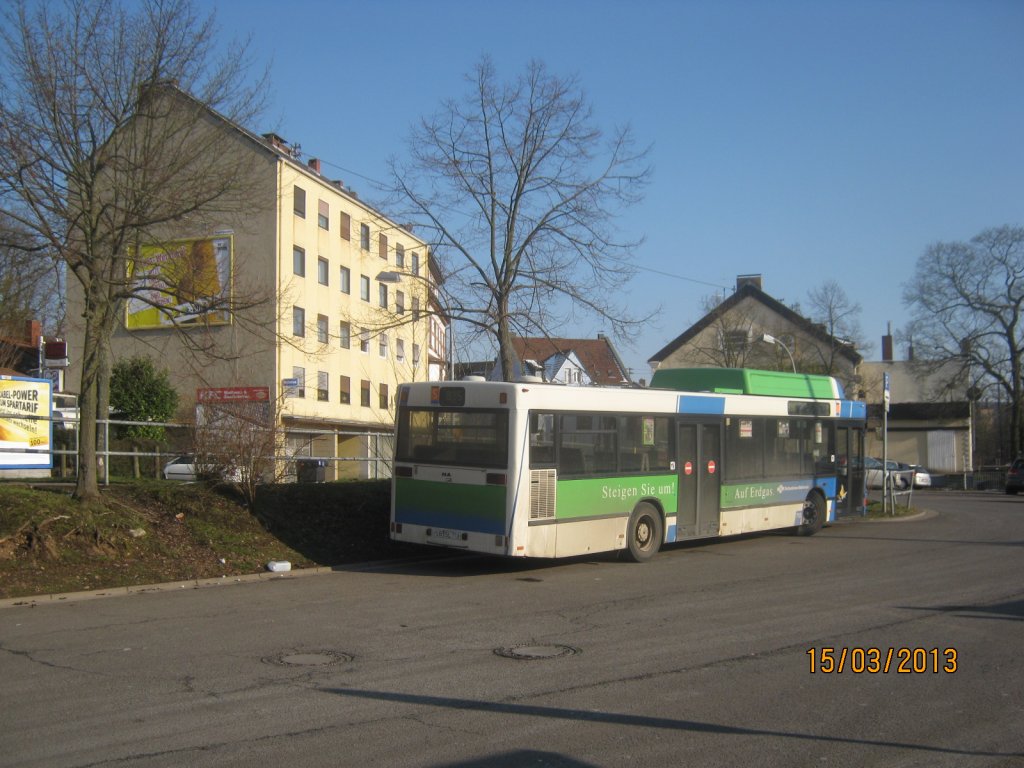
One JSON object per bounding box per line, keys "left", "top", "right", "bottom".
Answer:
{"left": 197, "top": 387, "right": 269, "bottom": 402}
{"left": 707, "top": 460, "right": 717, "bottom": 474}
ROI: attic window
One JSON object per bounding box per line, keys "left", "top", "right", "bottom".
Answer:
{"left": 722, "top": 329, "right": 750, "bottom": 350}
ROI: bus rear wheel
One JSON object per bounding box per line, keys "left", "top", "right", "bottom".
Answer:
{"left": 796, "top": 492, "right": 825, "bottom": 536}
{"left": 624, "top": 503, "right": 663, "bottom": 562}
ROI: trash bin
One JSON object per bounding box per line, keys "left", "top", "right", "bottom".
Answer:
{"left": 297, "top": 458, "right": 327, "bottom": 483}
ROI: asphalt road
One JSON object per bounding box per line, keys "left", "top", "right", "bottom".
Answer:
{"left": 1, "top": 492, "right": 1022, "bottom": 767}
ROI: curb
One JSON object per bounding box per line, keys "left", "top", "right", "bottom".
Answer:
{"left": 0, "top": 552, "right": 454, "bottom": 610}
{"left": 0, "top": 565, "right": 336, "bottom": 609}
{"left": 833, "top": 508, "right": 935, "bottom": 525}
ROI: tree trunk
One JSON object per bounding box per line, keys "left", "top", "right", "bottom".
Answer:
{"left": 74, "top": 282, "right": 117, "bottom": 501}
{"left": 497, "top": 297, "right": 516, "bottom": 382}
{"left": 75, "top": 321, "right": 102, "bottom": 501}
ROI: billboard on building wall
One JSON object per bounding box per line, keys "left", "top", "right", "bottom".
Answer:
{"left": 125, "top": 235, "right": 233, "bottom": 329}
{"left": 0, "top": 376, "right": 52, "bottom": 469}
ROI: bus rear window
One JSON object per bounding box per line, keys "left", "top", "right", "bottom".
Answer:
{"left": 397, "top": 408, "right": 509, "bottom": 468}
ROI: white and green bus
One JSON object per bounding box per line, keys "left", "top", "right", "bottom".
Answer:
{"left": 390, "top": 368, "right": 866, "bottom": 561}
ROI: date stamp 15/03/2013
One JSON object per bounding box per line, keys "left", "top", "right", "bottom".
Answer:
{"left": 806, "top": 647, "right": 958, "bottom": 674}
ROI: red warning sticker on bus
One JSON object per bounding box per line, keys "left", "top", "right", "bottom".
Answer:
{"left": 707, "top": 460, "right": 717, "bottom": 474}
{"left": 684, "top": 461, "right": 693, "bottom": 475}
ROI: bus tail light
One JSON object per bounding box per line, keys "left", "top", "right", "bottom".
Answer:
{"left": 486, "top": 473, "right": 506, "bottom": 485}
{"left": 396, "top": 465, "right": 413, "bottom": 477}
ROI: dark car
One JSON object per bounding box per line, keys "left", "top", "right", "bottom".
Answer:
{"left": 1006, "top": 459, "right": 1024, "bottom": 494}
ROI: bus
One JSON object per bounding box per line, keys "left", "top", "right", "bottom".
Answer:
{"left": 390, "top": 368, "right": 866, "bottom": 561}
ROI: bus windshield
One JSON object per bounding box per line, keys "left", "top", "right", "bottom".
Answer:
{"left": 396, "top": 407, "right": 509, "bottom": 468}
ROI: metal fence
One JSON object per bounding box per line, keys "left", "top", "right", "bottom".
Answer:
{"left": 4, "top": 413, "right": 394, "bottom": 483}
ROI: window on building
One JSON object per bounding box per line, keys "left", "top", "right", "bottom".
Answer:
{"left": 293, "top": 306, "right": 305, "bottom": 337}
{"left": 318, "top": 200, "right": 329, "bottom": 230}
{"left": 379, "top": 233, "right": 388, "bottom": 260}
{"left": 339, "top": 211, "right": 351, "bottom": 241}
{"left": 339, "top": 321, "right": 351, "bottom": 349}
{"left": 379, "top": 333, "right": 388, "bottom": 358}
{"left": 359, "top": 328, "right": 369, "bottom": 353}
{"left": 378, "top": 283, "right": 388, "bottom": 309}
{"left": 396, "top": 338, "right": 405, "bottom": 362}
{"left": 412, "top": 296, "right": 420, "bottom": 321}
{"left": 339, "top": 375, "right": 351, "bottom": 404}
{"left": 412, "top": 343, "right": 421, "bottom": 366}
{"left": 293, "top": 246, "right": 305, "bottom": 277}
{"left": 318, "top": 257, "right": 329, "bottom": 286}
{"left": 317, "top": 314, "right": 329, "bottom": 343}
{"left": 395, "top": 243, "right": 405, "bottom": 268}
{"left": 317, "top": 370, "right": 329, "bottom": 401}
{"left": 360, "top": 379, "right": 371, "bottom": 407}
{"left": 411, "top": 252, "right": 420, "bottom": 276}
{"left": 294, "top": 186, "right": 306, "bottom": 217}
{"left": 379, "top": 383, "right": 389, "bottom": 410}
{"left": 360, "top": 275, "right": 370, "bottom": 302}
{"left": 293, "top": 366, "right": 306, "bottom": 398}
{"left": 360, "top": 223, "right": 370, "bottom": 250}
{"left": 339, "top": 266, "right": 351, "bottom": 294}
{"left": 396, "top": 291, "right": 405, "bottom": 314}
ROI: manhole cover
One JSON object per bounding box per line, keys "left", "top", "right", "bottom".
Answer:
{"left": 262, "top": 650, "right": 353, "bottom": 667}
{"left": 494, "top": 644, "right": 580, "bottom": 660}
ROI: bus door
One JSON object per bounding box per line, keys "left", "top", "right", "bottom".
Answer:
{"left": 676, "top": 420, "right": 722, "bottom": 539}
{"left": 836, "top": 425, "right": 866, "bottom": 515}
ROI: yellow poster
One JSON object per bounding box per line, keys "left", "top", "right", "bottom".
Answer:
{"left": 0, "top": 377, "right": 52, "bottom": 468}
{"left": 125, "top": 235, "right": 232, "bottom": 329}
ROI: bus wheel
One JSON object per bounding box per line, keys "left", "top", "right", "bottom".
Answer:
{"left": 625, "top": 503, "right": 663, "bottom": 562}
{"left": 797, "top": 493, "right": 825, "bottom": 536}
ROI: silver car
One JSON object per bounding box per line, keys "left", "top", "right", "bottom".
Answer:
{"left": 162, "top": 455, "right": 241, "bottom": 482}
{"left": 863, "top": 457, "right": 912, "bottom": 490}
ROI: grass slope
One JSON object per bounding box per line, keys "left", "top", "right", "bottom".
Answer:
{"left": 0, "top": 479, "right": 418, "bottom": 600}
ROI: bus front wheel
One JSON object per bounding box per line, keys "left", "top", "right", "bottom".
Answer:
{"left": 796, "top": 492, "right": 825, "bottom": 536}
{"left": 624, "top": 503, "right": 663, "bottom": 562}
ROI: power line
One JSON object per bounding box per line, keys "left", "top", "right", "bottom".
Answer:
{"left": 632, "top": 265, "right": 729, "bottom": 290}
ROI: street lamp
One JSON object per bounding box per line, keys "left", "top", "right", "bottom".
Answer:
{"left": 760, "top": 332, "right": 796, "bottom": 373}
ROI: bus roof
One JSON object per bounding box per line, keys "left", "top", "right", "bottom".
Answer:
{"left": 648, "top": 368, "right": 843, "bottom": 399}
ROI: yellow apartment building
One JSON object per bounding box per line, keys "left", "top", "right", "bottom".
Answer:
{"left": 65, "top": 98, "right": 441, "bottom": 480}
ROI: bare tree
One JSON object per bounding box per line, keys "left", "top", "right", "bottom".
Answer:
{"left": 192, "top": 393, "right": 283, "bottom": 509}
{"left": 682, "top": 293, "right": 764, "bottom": 369}
{"left": 0, "top": 0, "right": 267, "bottom": 500}
{"left": 0, "top": 214, "right": 63, "bottom": 361}
{"left": 387, "top": 57, "right": 652, "bottom": 380}
{"left": 805, "top": 280, "right": 867, "bottom": 375}
{"left": 903, "top": 225, "right": 1024, "bottom": 457}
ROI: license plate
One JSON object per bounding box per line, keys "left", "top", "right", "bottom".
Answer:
{"left": 429, "top": 528, "right": 464, "bottom": 543}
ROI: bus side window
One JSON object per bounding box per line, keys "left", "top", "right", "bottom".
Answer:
{"left": 558, "top": 448, "right": 585, "bottom": 475}
{"left": 530, "top": 412, "right": 555, "bottom": 466}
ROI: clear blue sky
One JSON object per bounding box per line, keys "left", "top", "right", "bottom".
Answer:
{"left": 203, "top": 0, "right": 1023, "bottom": 379}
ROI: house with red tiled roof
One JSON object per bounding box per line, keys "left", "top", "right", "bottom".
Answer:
{"left": 490, "top": 334, "right": 633, "bottom": 386}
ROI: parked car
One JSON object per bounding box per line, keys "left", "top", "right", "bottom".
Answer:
{"left": 162, "top": 455, "right": 241, "bottom": 482}
{"left": 861, "top": 457, "right": 885, "bottom": 489}
{"left": 163, "top": 455, "right": 198, "bottom": 481}
{"left": 1005, "top": 459, "right": 1024, "bottom": 494}
{"left": 901, "top": 463, "right": 932, "bottom": 488}
{"left": 861, "top": 457, "right": 912, "bottom": 490}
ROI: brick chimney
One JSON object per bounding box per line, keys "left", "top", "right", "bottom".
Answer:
{"left": 881, "top": 322, "right": 893, "bottom": 361}
{"left": 25, "top": 319, "right": 41, "bottom": 346}
{"left": 308, "top": 157, "right": 321, "bottom": 175}
{"left": 736, "top": 274, "right": 763, "bottom": 291}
